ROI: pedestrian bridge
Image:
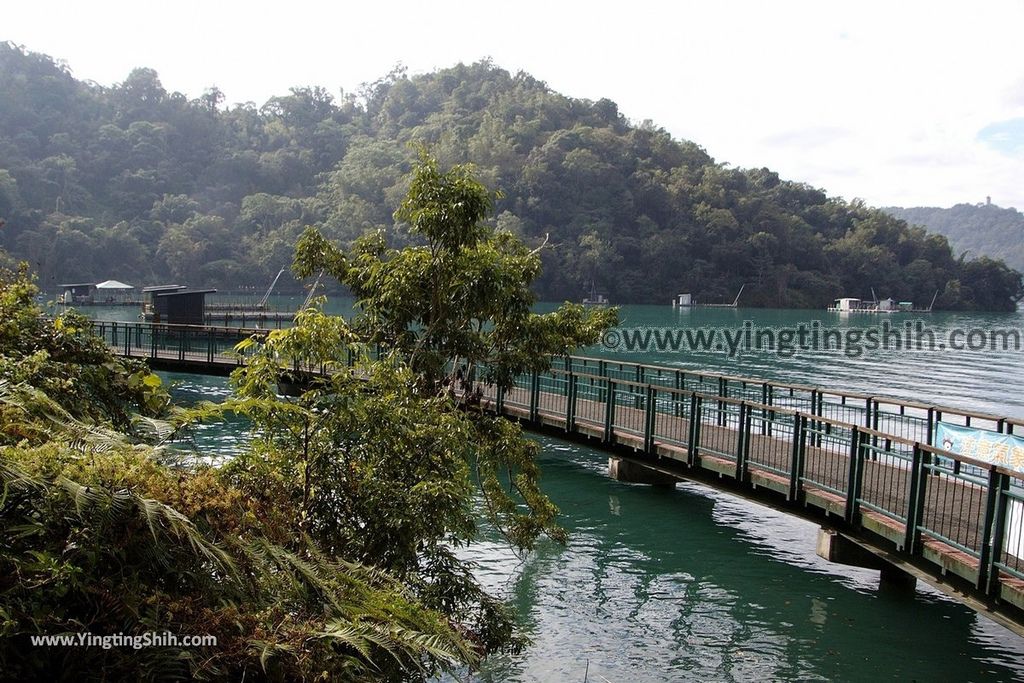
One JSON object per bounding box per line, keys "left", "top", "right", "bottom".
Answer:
{"left": 89, "top": 319, "right": 1024, "bottom": 637}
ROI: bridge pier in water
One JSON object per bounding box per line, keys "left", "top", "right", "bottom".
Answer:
{"left": 816, "top": 528, "right": 917, "bottom": 591}
{"left": 608, "top": 456, "right": 677, "bottom": 489}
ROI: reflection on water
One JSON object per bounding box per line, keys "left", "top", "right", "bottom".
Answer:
{"left": 463, "top": 436, "right": 1024, "bottom": 682}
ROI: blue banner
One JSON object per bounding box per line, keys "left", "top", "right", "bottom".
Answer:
{"left": 934, "top": 422, "right": 1024, "bottom": 473}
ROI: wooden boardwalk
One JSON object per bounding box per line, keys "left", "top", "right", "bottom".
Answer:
{"left": 92, "top": 319, "right": 1024, "bottom": 635}
{"left": 499, "top": 387, "right": 989, "bottom": 550}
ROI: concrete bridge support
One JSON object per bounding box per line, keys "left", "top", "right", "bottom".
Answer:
{"left": 816, "top": 527, "right": 917, "bottom": 592}
{"left": 608, "top": 457, "right": 677, "bottom": 489}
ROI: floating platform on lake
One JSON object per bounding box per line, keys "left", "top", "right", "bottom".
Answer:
{"left": 203, "top": 310, "right": 295, "bottom": 326}
{"left": 60, "top": 299, "right": 143, "bottom": 307}
{"left": 141, "top": 310, "right": 295, "bottom": 326}
{"left": 673, "top": 284, "right": 745, "bottom": 308}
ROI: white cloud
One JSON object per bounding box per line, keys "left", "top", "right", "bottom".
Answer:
{"left": 4, "top": 0, "right": 1024, "bottom": 209}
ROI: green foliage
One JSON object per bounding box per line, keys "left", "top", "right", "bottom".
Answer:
{"left": 221, "top": 157, "right": 616, "bottom": 661}
{"left": 395, "top": 150, "right": 495, "bottom": 251}
{"left": 1, "top": 152, "right": 617, "bottom": 677}
{"left": 0, "top": 261, "right": 168, "bottom": 431}
{"left": 0, "top": 441, "right": 473, "bottom": 681}
{"left": 296, "top": 154, "right": 617, "bottom": 391}
{"left": 0, "top": 42, "right": 1019, "bottom": 309}
{"left": 0, "top": 262, "right": 475, "bottom": 681}
{"left": 290, "top": 153, "right": 615, "bottom": 551}
{"left": 886, "top": 203, "right": 1024, "bottom": 290}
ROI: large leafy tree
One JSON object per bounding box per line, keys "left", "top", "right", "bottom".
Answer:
{"left": 294, "top": 152, "right": 618, "bottom": 390}
{"left": 220, "top": 154, "right": 616, "bottom": 660}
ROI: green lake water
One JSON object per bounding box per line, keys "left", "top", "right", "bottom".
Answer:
{"left": 82, "top": 299, "right": 1024, "bottom": 681}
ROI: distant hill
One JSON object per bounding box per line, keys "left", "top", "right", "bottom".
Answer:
{"left": 0, "top": 42, "right": 1021, "bottom": 310}
{"left": 884, "top": 204, "right": 1024, "bottom": 273}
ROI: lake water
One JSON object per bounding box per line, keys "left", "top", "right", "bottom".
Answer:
{"left": 82, "top": 299, "right": 1024, "bottom": 680}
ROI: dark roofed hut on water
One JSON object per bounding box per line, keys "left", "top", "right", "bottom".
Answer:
{"left": 143, "top": 286, "right": 216, "bottom": 326}
{"left": 59, "top": 283, "right": 96, "bottom": 305}
{"left": 141, "top": 276, "right": 303, "bottom": 328}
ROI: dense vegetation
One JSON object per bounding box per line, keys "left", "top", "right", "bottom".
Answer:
{"left": 885, "top": 203, "right": 1024, "bottom": 274}
{"left": 0, "top": 41, "right": 1020, "bottom": 309}
{"left": 0, "top": 157, "right": 614, "bottom": 680}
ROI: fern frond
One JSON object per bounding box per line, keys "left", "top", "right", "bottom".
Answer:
{"left": 132, "top": 495, "right": 237, "bottom": 577}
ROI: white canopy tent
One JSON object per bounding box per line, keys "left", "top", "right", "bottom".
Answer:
{"left": 93, "top": 280, "right": 136, "bottom": 304}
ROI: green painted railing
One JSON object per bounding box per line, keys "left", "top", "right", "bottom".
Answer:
{"left": 518, "top": 365, "right": 1024, "bottom": 599}
{"left": 91, "top": 320, "right": 1024, "bottom": 605}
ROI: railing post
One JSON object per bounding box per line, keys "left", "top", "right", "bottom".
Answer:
{"left": 788, "top": 413, "right": 806, "bottom": 501}
{"left": 207, "top": 328, "right": 214, "bottom": 364}
{"left": 904, "top": 444, "right": 928, "bottom": 554}
{"left": 644, "top": 385, "right": 656, "bottom": 454}
{"left": 987, "top": 472, "right": 1011, "bottom": 597}
{"left": 871, "top": 398, "right": 880, "bottom": 449}
{"left": 688, "top": 393, "right": 702, "bottom": 466}
{"left": 496, "top": 384, "right": 505, "bottom": 414}
{"left": 717, "top": 377, "right": 727, "bottom": 426}
{"left": 845, "top": 427, "right": 862, "bottom": 524}
{"left": 111, "top": 321, "right": 118, "bottom": 348}
{"left": 926, "top": 407, "right": 935, "bottom": 445}
{"left": 603, "top": 380, "right": 616, "bottom": 443}
{"left": 674, "top": 371, "right": 683, "bottom": 418}
{"left": 736, "top": 402, "right": 750, "bottom": 481}
{"left": 529, "top": 371, "right": 540, "bottom": 422}
{"left": 761, "top": 382, "right": 769, "bottom": 435}
{"left": 977, "top": 468, "right": 1004, "bottom": 592}
{"left": 809, "top": 389, "right": 818, "bottom": 441}
{"left": 566, "top": 374, "right": 577, "bottom": 431}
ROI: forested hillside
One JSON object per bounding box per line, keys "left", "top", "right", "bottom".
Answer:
{"left": 884, "top": 203, "right": 1024, "bottom": 274}
{"left": 0, "top": 42, "right": 1020, "bottom": 309}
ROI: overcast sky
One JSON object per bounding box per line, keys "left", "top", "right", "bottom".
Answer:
{"left": 5, "top": 0, "right": 1024, "bottom": 211}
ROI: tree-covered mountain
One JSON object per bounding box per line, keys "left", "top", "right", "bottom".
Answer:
{"left": 0, "top": 42, "right": 1020, "bottom": 310}
{"left": 884, "top": 203, "right": 1024, "bottom": 274}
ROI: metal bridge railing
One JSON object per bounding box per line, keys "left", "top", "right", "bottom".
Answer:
{"left": 94, "top": 320, "right": 1024, "bottom": 604}
{"left": 494, "top": 358, "right": 1024, "bottom": 603}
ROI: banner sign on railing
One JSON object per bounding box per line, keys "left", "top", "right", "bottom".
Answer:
{"left": 933, "top": 422, "right": 1024, "bottom": 560}
{"left": 935, "top": 422, "right": 1024, "bottom": 473}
